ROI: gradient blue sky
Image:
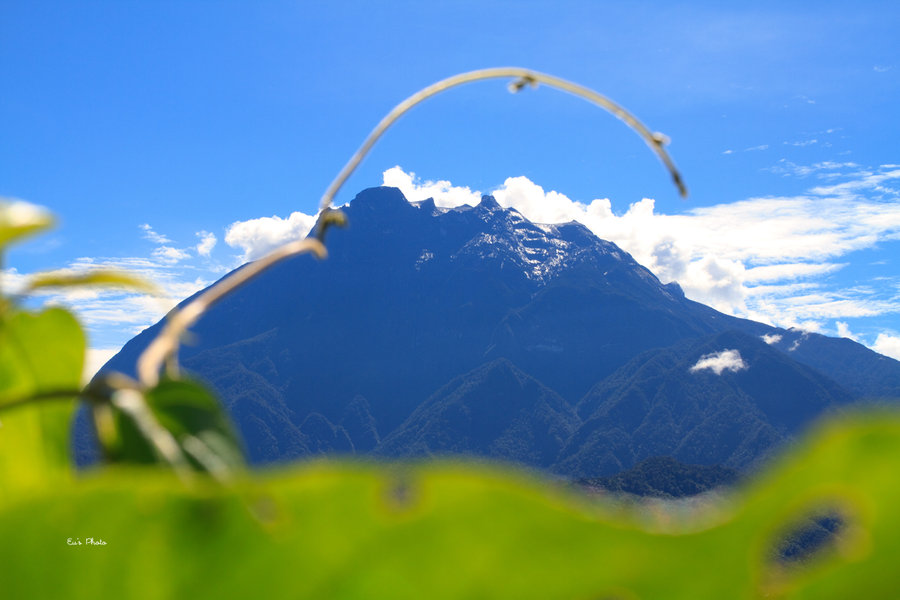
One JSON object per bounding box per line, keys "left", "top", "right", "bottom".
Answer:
{"left": 2, "top": 1, "right": 899, "bottom": 372}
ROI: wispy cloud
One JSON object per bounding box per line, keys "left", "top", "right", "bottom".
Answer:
{"left": 744, "top": 263, "right": 844, "bottom": 282}
{"left": 808, "top": 168, "right": 900, "bottom": 200}
{"left": 690, "top": 349, "right": 747, "bottom": 375}
{"left": 140, "top": 223, "right": 172, "bottom": 245}
{"left": 152, "top": 246, "right": 191, "bottom": 264}
{"left": 785, "top": 139, "right": 818, "bottom": 147}
{"left": 195, "top": 231, "right": 217, "bottom": 256}
{"left": 8, "top": 223, "right": 226, "bottom": 356}
{"left": 766, "top": 159, "right": 860, "bottom": 178}
{"left": 142, "top": 222, "right": 199, "bottom": 264}
{"left": 745, "top": 144, "right": 769, "bottom": 152}
{"left": 32, "top": 255, "right": 214, "bottom": 334}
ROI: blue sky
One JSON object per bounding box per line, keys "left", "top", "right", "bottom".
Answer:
{"left": 2, "top": 1, "right": 899, "bottom": 374}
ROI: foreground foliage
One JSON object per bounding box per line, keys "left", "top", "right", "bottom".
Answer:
{"left": 2, "top": 414, "right": 900, "bottom": 598}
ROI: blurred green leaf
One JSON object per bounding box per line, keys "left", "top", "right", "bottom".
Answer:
{"left": 105, "top": 378, "right": 244, "bottom": 476}
{"left": 0, "top": 199, "right": 54, "bottom": 249}
{"left": 0, "top": 413, "right": 899, "bottom": 599}
{"left": 25, "top": 269, "right": 161, "bottom": 295}
{"left": 0, "top": 307, "right": 84, "bottom": 499}
{"left": 0, "top": 307, "right": 85, "bottom": 402}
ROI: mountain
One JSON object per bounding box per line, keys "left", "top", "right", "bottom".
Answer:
{"left": 89, "top": 186, "right": 900, "bottom": 478}
{"left": 556, "top": 330, "right": 854, "bottom": 478}
{"left": 765, "top": 329, "right": 900, "bottom": 399}
{"left": 376, "top": 358, "right": 578, "bottom": 470}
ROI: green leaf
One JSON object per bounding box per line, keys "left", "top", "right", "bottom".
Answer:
{"left": 25, "top": 269, "right": 161, "bottom": 295}
{"left": 0, "top": 307, "right": 85, "bottom": 402}
{"left": 106, "top": 378, "right": 245, "bottom": 476}
{"left": 148, "top": 378, "right": 245, "bottom": 474}
{"left": 2, "top": 414, "right": 900, "bottom": 599}
{"left": 0, "top": 199, "right": 54, "bottom": 249}
{"left": 0, "top": 307, "right": 84, "bottom": 500}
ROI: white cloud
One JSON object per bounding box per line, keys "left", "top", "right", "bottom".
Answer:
{"left": 224, "top": 211, "right": 318, "bottom": 261}
{"left": 689, "top": 349, "right": 747, "bottom": 375}
{"left": 382, "top": 165, "right": 900, "bottom": 332}
{"left": 44, "top": 257, "right": 211, "bottom": 329}
{"left": 0, "top": 267, "right": 28, "bottom": 295}
{"left": 761, "top": 333, "right": 782, "bottom": 345}
{"left": 792, "top": 322, "right": 824, "bottom": 335}
{"left": 494, "top": 176, "right": 599, "bottom": 226}
{"left": 7, "top": 220, "right": 231, "bottom": 366}
{"left": 872, "top": 333, "right": 900, "bottom": 361}
{"left": 785, "top": 139, "right": 818, "bottom": 147}
{"left": 152, "top": 246, "right": 191, "bottom": 264}
{"left": 744, "top": 263, "right": 843, "bottom": 282}
{"left": 835, "top": 321, "right": 858, "bottom": 341}
{"left": 809, "top": 168, "right": 900, "bottom": 200}
{"left": 12, "top": 236, "right": 218, "bottom": 357}
{"left": 196, "top": 231, "right": 217, "bottom": 256}
{"left": 382, "top": 166, "right": 480, "bottom": 208}
{"left": 767, "top": 160, "right": 859, "bottom": 178}
{"left": 140, "top": 223, "right": 172, "bottom": 245}
{"left": 83, "top": 348, "right": 118, "bottom": 383}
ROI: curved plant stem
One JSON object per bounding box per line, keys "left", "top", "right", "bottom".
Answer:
{"left": 0, "top": 388, "right": 93, "bottom": 412}
{"left": 110, "top": 388, "right": 192, "bottom": 479}
{"left": 137, "top": 68, "right": 686, "bottom": 394}
{"left": 137, "top": 238, "right": 327, "bottom": 387}
{"left": 319, "top": 67, "right": 687, "bottom": 211}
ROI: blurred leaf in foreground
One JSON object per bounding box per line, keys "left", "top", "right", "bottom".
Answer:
{"left": 0, "top": 413, "right": 898, "bottom": 599}
{"left": 24, "top": 269, "right": 161, "bottom": 296}
{"left": 0, "top": 198, "right": 54, "bottom": 249}
{"left": 102, "top": 378, "right": 245, "bottom": 478}
{"left": 0, "top": 307, "right": 84, "bottom": 499}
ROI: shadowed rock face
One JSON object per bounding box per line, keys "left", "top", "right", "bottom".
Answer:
{"left": 376, "top": 358, "right": 579, "bottom": 470}
{"left": 558, "top": 330, "right": 854, "bottom": 478}
{"left": 91, "top": 186, "right": 900, "bottom": 477}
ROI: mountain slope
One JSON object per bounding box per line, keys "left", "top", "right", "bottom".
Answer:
{"left": 556, "top": 331, "right": 855, "bottom": 477}
{"left": 765, "top": 329, "right": 900, "bottom": 399}
{"left": 376, "top": 358, "right": 579, "bottom": 469}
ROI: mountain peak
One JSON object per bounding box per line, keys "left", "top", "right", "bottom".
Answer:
{"left": 477, "top": 194, "right": 501, "bottom": 210}
{"left": 351, "top": 186, "right": 410, "bottom": 212}
{"left": 415, "top": 197, "right": 437, "bottom": 212}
